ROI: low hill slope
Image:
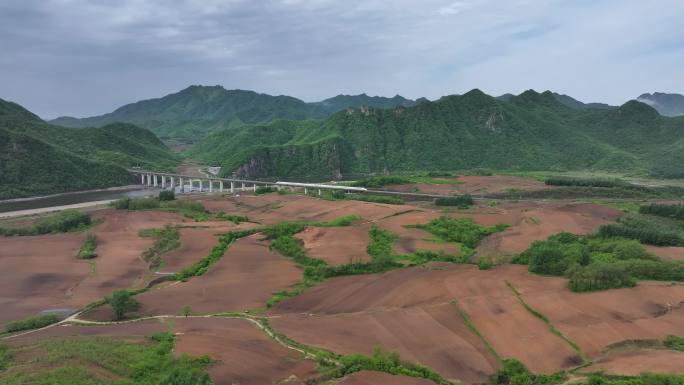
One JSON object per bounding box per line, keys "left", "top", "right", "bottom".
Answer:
{"left": 191, "top": 90, "right": 684, "bottom": 180}
{"left": 0, "top": 98, "right": 178, "bottom": 199}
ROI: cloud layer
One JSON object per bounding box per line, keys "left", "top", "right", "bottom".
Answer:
{"left": 1, "top": 0, "right": 683, "bottom": 118}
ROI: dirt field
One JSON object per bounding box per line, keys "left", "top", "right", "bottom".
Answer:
{"left": 83, "top": 234, "right": 303, "bottom": 320}
{"left": 375, "top": 210, "right": 460, "bottom": 255}
{"left": 583, "top": 348, "right": 684, "bottom": 375}
{"left": 5, "top": 317, "right": 319, "bottom": 385}
{"left": 645, "top": 245, "right": 684, "bottom": 261}
{"left": 339, "top": 371, "right": 437, "bottom": 385}
{"left": 296, "top": 224, "right": 372, "bottom": 265}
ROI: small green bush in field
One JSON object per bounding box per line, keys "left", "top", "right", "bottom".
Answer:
{"left": 107, "top": 289, "right": 140, "bottom": 320}
{"left": 255, "top": 186, "right": 276, "bottom": 195}
{"left": 0, "top": 209, "right": 93, "bottom": 236}
{"left": 5, "top": 314, "right": 60, "bottom": 333}
{"left": 434, "top": 194, "right": 474, "bottom": 208}
{"left": 76, "top": 233, "right": 98, "bottom": 259}
{"left": 158, "top": 189, "right": 175, "bottom": 201}
{"left": 665, "top": 335, "right": 684, "bottom": 351}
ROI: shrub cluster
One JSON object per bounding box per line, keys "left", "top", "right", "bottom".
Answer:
{"left": 544, "top": 176, "right": 627, "bottom": 188}
{"left": 255, "top": 186, "right": 276, "bottom": 195}
{"left": 488, "top": 359, "right": 566, "bottom": 385}
{"left": 351, "top": 176, "right": 412, "bottom": 188}
{"left": 175, "top": 229, "right": 258, "bottom": 280}
{"left": 598, "top": 215, "right": 683, "bottom": 246}
{"left": 106, "top": 289, "right": 140, "bottom": 321}
{"left": 158, "top": 189, "right": 175, "bottom": 201}
{"left": 0, "top": 209, "right": 92, "bottom": 236}
{"left": 0, "top": 341, "right": 9, "bottom": 370}
{"left": 215, "top": 211, "right": 250, "bottom": 224}
{"left": 416, "top": 217, "right": 508, "bottom": 249}
{"left": 665, "top": 335, "right": 684, "bottom": 351}
{"left": 434, "top": 194, "right": 474, "bottom": 208}
{"left": 111, "top": 196, "right": 160, "bottom": 210}
{"left": 76, "top": 233, "right": 98, "bottom": 259}
{"left": 139, "top": 225, "right": 180, "bottom": 270}
{"left": 112, "top": 196, "right": 208, "bottom": 221}
{"left": 5, "top": 314, "right": 60, "bottom": 333}
{"left": 347, "top": 194, "right": 405, "bottom": 205}
{"left": 639, "top": 203, "right": 684, "bottom": 221}
{"left": 517, "top": 232, "right": 684, "bottom": 292}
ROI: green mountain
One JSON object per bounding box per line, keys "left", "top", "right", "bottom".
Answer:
{"left": 637, "top": 92, "right": 684, "bottom": 117}
{"left": 190, "top": 89, "right": 684, "bottom": 180}
{"left": 0, "top": 98, "right": 179, "bottom": 199}
{"left": 49, "top": 86, "right": 418, "bottom": 142}
{"left": 498, "top": 92, "right": 615, "bottom": 110}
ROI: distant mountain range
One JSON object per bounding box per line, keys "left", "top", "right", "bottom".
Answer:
{"left": 636, "top": 92, "right": 684, "bottom": 117}
{"left": 0, "top": 98, "right": 178, "bottom": 199}
{"left": 188, "top": 89, "right": 684, "bottom": 180}
{"left": 50, "top": 86, "right": 418, "bottom": 142}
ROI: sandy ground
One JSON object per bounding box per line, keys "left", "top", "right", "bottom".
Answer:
{"left": 296, "top": 224, "right": 372, "bottom": 265}
{"left": 583, "top": 348, "right": 684, "bottom": 376}
{"left": 645, "top": 245, "right": 684, "bottom": 261}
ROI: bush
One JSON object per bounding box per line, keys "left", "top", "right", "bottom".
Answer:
{"left": 215, "top": 212, "right": 250, "bottom": 224}
{"left": 77, "top": 233, "right": 98, "bottom": 259}
{"left": 107, "top": 290, "right": 140, "bottom": 320}
{"left": 434, "top": 194, "right": 474, "bottom": 208}
{"left": 347, "top": 194, "right": 404, "bottom": 205}
{"left": 639, "top": 203, "right": 684, "bottom": 221}
{"left": 351, "top": 176, "right": 412, "bottom": 188}
{"left": 545, "top": 176, "right": 628, "bottom": 188}
{"left": 127, "top": 197, "right": 161, "bottom": 210}
{"left": 367, "top": 225, "right": 400, "bottom": 267}
{"left": 598, "top": 215, "right": 683, "bottom": 246}
{"left": 524, "top": 233, "right": 589, "bottom": 276}
{"left": 0, "top": 209, "right": 93, "bottom": 236}
{"left": 427, "top": 171, "right": 453, "bottom": 177}
{"left": 5, "top": 314, "right": 60, "bottom": 333}
{"left": 568, "top": 263, "right": 637, "bottom": 292}
{"left": 159, "top": 189, "right": 175, "bottom": 201}
{"left": 416, "top": 217, "right": 508, "bottom": 249}
{"left": 665, "top": 335, "right": 684, "bottom": 351}
{"left": 0, "top": 340, "right": 10, "bottom": 370}
{"left": 488, "top": 359, "right": 565, "bottom": 385}
{"left": 255, "top": 186, "right": 276, "bottom": 195}
{"left": 478, "top": 256, "right": 493, "bottom": 270}
{"left": 139, "top": 225, "right": 180, "bottom": 270}
{"left": 175, "top": 229, "right": 258, "bottom": 280}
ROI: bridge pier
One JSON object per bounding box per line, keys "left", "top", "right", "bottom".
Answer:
{"left": 241, "top": 182, "right": 245, "bottom": 191}
{"left": 209, "top": 180, "right": 213, "bottom": 193}
{"left": 179, "top": 177, "right": 183, "bottom": 193}
{"left": 153, "top": 174, "right": 158, "bottom": 187}
{"left": 170, "top": 177, "right": 175, "bottom": 191}
{"left": 161, "top": 175, "right": 166, "bottom": 189}
{"left": 220, "top": 181, "right": 224, "bottom": 192}
{"left": 230, "top": 182, "right": 234, "bottom": 194}
{"left": 318, "top": 189, "right": 322, "bottom": 196}
{"left": 141, "top": 174, "right": 145, "bottom": 184}
{"left": 198, "top": 179, "right": 203, "bottom": 192}
{"left": 147, "top": 174, "right": 152, "bottom": 187}
{"left": 304, "top": 187, "right": 308, "bottom": 194}
{"left": 253, "top": 184, "right": 256, "bottom": 192}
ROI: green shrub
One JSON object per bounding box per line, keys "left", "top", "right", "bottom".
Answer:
{"left": 567, "top": 263, "right": 637, "bottom": 292}
{"left": 544, "top": 176, "right": 628, "bottom": 188}
{"left": 76, "top": 233, "right": 98, "bottom": 259}
{"left": 665, "top": 335, "right": 684, "bottom": 351}
{"left": 0, "top": 341, "right": 10, "bottom": 370}
{"left": 215, "top": 212, "right": 250, "bottom": 224}
{"left": 107, "top": 289, "right": 140, "bottom": 320}
{"left": 175, "top": 229, "right": 258, "bottom": 280}
{"left": 5, "top": 314, "right": 60, "bottom": 333}
{"left": 366, "top": 225, "right": 400, "bottom": 267}
{"left": 427, "top": 171, "right": 453, "bottom": 177}
{"left": 351, "top": 176, "right": 412, "bottom": 188}
{"left": 255, "top": 186, "right": 276, "bottom": 195}
{"left": 478, "top": 256, "right": 493, "bottom": 270}
{"left": 127, "top": 197, "right": 161, "bottom": 210}
{"left": 0, "top": 209, "right": 93, "bottom": 237}
{"left": 347, "top": 194, "right": 405, "bottom": 205}
{"left": 598, "top": 215, "right": 683, "bottom": 246}
{"left": 639, "top": 203, "right": 684, "bottom": 221}
{"left": 139, "top": 225, "right": 180, "bottom": 270}
{"left": 488, "top": 359, "right": 565, "bottom": 385}
{"left": 416, "top": 217, "right": 508, "bottom": 249}
{"left": 158, "top": 189, "right": 175, "bottom": 201}
{"left": 434, "top": 194, "right": 474, "bottom": 208}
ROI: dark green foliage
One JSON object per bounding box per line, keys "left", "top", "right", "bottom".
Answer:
{"left": 366, "top": 225, "right": 401, "bottom": 267}
{"left": 175, "top": 229, "right": 258, "bottom": 280}
{"left": 403, "top": 251, "right": 469, "bottom": 265}
{"left": 346, "top": 194, "right": 405, "bottom": 205}
{"left": 478, "top": 256, "right": 493, "bottom": 270}
{"left": 76, "top": 234, "right": 98, "bottom": 259}
{"left": 107, "top": 289, "right": 140, "bottom": 320}
{"left": 158, "top": 189, "right": 175, "bottom": 201}
{"left": 111, "top": 196, "right": 160, "bottom": 210}
{"left": 112, "top": 197, "right": 208, "bottom": 221}
{"left": 544, "top": 176, "right": 627, "bottom": 187}
{"left": 255, "top": 186, "right": 276, "bottom": 195}
{"left": 139, "top": 225, "right": 180, "bottom": 270}
{"left": 639, "top": 203, "right": 684, "bottom": 221}
{"left": 426, "top": 171, "right": 453, "bottom": 177}
{"left": 491, "top": 185, "right": 684, "bottom": 200}
{"left": 416, "top": 217, "right": 509, "bottom": 248}
{"left": 0, "top": 99, "right": 179, "bottom": 199}
{"left": 0, "top": 341, "right": 9, "bottom": 371}
{"left": 351, "top": 176, "right": 412, "bottom": 188}
{"left": 0, "top": 210, "right": 93, "bottom": 236}
{"left": 330, "top": 347, "right": 452, "bottom": 385}
{"left": 488, "top": 359, "right": 566, "bottom": 385}
{"left": 518, "top": 232, "right": 684, "bottom": 291}
{"left": 434, "top": 194, "right": 474, "bottom": 208}
{"left": 4, "top": 314, "right": 60, "bottom": 333}
{"left": 215, "top": 212, "right": 249, "bottom": 224}
{"left": 664, "top": 335, "right": 684, "bottom": 351}
{"left": 312, "top": 215, "right": 360, "bottom": 227}
{"left": 584, "top": 372, "right": 684, "bottom": 385}
{"left": 0, "top": 333, "right": 214, "bottom": 385}
{"left": 598, "top": 215, "right": 683, "bottom": 246}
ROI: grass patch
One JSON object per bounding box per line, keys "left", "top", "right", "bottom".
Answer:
{"left": 4, "top": 314, "right": 60, "bottom": 333}
{"left": 111, "top": 197, "right": 209, "bottom": 221}
{"left": 664, "top": 335, "right": 684, "bottom": 351}
{"left": 139, "top": 225, "right": 181, "bottom": 270}
{"left": 0, "top": 210, "right": 95, "bottom": 236}
{"left": 346, "top": 194, "right": 405, "bottom": 205}
{"left": 0, "top": 332, "right": 213, "bottom": 385}
{"left": 488, "top": 359, "right": 566, "bottom": 385}
{"left": 255, "top": 186, "right": 277, "bottom": 195}
{"left": 0, "top": 341, "right": 11, "bottom": 371}
{"left": 215, "top": 211, "right": 250, "bottom": 224}
{"left": 76, "top": 233, "right": 98, "bottom": 259}
{"left": 350, "top": 176, "right": 412, "bottom": 188}
{"left": 452, "top": 300, "right": 502, "bottom": 362}
{"left": 414, "top": 217, "right": 508, "bottom": 249}
{"left": 434, "top": 195, "right": 474, "bottom": 208}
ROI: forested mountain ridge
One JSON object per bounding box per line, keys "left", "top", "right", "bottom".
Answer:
{"left": 0, "top": 98, "right": 179, "bottom": 199}
{"left": 636, "top": 92, "right": 684, "bottom": 117}
{"left": 191, "top": 89, "right": 684, "bottom": 180}
{"left": 49, "top": 85, "right": 419, "bottom": 142}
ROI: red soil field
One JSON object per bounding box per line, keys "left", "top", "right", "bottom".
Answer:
{"left": 339, "top": 371, "right": 437, "bottom": 385}
{"left": 384, "top": 175, "right": 548, "bottom": 196}
{"left": 583, "top": 348, "right": 684, "bottom": 376}
{"left": 296, "top": 223, "right": 372, "bottom": 265}
{"left": 645, "top": 245, "right": 684, "bottom": 261}
{"left": 376, "top": 210, "right": 460, "bottom": 255}
{"left": 510, "top": 271, "right": 684, "bottom": 358}
{"left": 83, "top": 234, "right": 303, "bottom": 320}
{"left": 6, "top": 317, "right": 319, "bottom": 385}
{"left": 0, "top": 232, "right": 90, "bottom": 328}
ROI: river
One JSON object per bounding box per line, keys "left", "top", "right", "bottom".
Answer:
{"left": 0, "top": 186, "right": 158, "bottom": 214}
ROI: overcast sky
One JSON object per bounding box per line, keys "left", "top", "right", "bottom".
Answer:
{"left": 1, "top": 0, "right": 683, "bottom": 119}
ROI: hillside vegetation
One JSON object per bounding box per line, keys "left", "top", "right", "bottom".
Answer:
{"left": 50, "top": 85, "right": 417, "bottom": 142}
{"left": 0, "top": 98, "right": 178, "bottom": 199}
{"left": 190, "top": 89, "right": 684, "bottom": 180}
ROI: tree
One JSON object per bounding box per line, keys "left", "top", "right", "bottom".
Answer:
{"left": 181, "top": 305, "right": 192, "bottom": 317}
{"left": 108, "top": 289, "right": 140, "bottom": 320}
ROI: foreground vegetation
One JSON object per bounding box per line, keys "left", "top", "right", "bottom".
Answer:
{"left": 4, "top": 314, "right": 60, "bottom": 333}
{"left": 76, "top": 234, "right": 98, "bottom": 259}
{"left": 0, "top": 332, "right": 213, "bottom": 384}
{"left": 0, "top": 210, "right": 94, "bottom": 236}
{"left": 112, "top": 196, "right": 209, "bottom": 221}
{"left": 139, "top": 225, "right": 181, "bottom": 270}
